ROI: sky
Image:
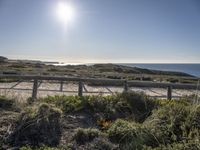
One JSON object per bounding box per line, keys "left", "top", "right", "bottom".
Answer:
{"left": 0, "top": 0, "right": 200, "bottom": 63}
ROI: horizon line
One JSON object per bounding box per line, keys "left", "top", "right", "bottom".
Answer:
{"left": 3, "top": 55, "right": 200, "bottom": 64}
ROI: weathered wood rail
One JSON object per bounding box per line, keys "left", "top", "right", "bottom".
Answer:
{"left": 0, "top": 75, "right": 199, "bottom": 100}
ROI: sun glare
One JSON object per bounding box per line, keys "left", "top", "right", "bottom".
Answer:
{"left": 56, "top": 2, "right": 75, "bottom": 25}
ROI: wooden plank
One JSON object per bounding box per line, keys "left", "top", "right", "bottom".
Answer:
{"left": 0, "top": 87, "right": 112, "bottom": 94}
{"left": 128, "top": 81, "right": 199, "bottom": 90}
{"left": 0, "top": 74, "right": 199, "bottom": 90}
{"left": 37, "top": 81, "right": 42, "bottom": 88}
{"left": 106, "top": 87, "right": 113, "bottom": 94}
{"left": 0, "top": 75, "right": 125, "bottom": 83}
{"left": 82, "top": 83, "right": 88, "bottom": 92}
{"left": 10, "top": 80, "right": 22, "bottom": 89}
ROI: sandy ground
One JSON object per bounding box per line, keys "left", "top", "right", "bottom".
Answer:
{"left": 0, "top": 81, "right": 197, "bottom": 102}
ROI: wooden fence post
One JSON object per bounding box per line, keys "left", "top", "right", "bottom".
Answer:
{"left": 167, "top": 86, "right": 172, "bottom": 100}
{"left": 124, "top": 80, "right": 128, "bottom": 92}
{"left": 60, "top": 81, "right": 63, "bottom": 92}
{"left": 32, "top": 79, "right": 38, "bottom": 100}
{"left": 78, "top": 81, "right": 83, "bottom": 96}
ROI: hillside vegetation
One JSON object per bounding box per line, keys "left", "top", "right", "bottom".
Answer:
{"left": 0, "top": 92, "right": 200, "bottom": 149}
{"left": 0, "top": 61, "right": 197, "bottom": 84}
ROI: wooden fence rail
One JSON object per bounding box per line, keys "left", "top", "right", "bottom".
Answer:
{"left": 0, "top": 75, "right": 199, "bottom": 100}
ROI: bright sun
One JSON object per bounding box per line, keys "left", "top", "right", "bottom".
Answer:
{"left": 56, "top": 2, "right": 75, "bottom": 25}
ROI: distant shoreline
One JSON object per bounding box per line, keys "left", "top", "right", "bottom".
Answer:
{"left": 1, "top": 56, "right": 199, "bottom": 77}
{"left": 53, "top": 63, "right": 200, "bottom": 77}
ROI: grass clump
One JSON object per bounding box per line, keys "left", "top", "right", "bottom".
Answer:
{"left": 10, "top": 103, "right": 62, "bottom": 147}
{"left": 144, "top": 141, "right": 200, "bottom": 150}
{"left": 119, "top": 92, "right": 157, "bottom": 122}
{"left": 144, "top": 101, "right": 189, "bottom": 145}
{"left": 142, "top": 100, "right": 200, "bottom": 149}
{"left": 73, "top": 128, "right": 117, "bottom": 150}
{"left": 185, "top": 105, "right": 200, "bottom": 137}
{"left": 40, "top": 92, "right": 157, "bottom": 124}
{"left": 0, "top": 96, "right": 15, "bottom": 110}
{"left": 86, "top": 137, "right": 118, "bottom": 150}
{"left": 73, "top": 128, "right": 103, "bottom": 145}
{"left": 107, "top": 98, "right": 200, "bottom": 149}
{"left": 107, "top": 119, "right": 158, "bottom": 150}
{"left": 40, "top": 95, "right": 82, "bottom": 113}
{"left": 19, "top": 145, "right": 63, "bottom": 150}
{"left": 108, "top": 119, "right": 142, "bottom": 147}
{"left": 81, "top": 95, "right": 122, "bottom": 121}
{"left": 82, "top": 92, "right": 157, "bottom": 123}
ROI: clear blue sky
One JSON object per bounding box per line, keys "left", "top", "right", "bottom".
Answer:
{"left": 0, "top": 0, "right": 200, "bottom": 63}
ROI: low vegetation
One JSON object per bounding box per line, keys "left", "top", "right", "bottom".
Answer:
{"left": 0, "top": 92, "right": 200, "bottom": 149}
{"left": 0, "top": 61, "right": 197, "bottom": 84}
{"left": 11, "top": 103, "right": 62, "bottom": 147}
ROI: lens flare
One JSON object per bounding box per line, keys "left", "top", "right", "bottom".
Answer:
{"left": 56, "top": 2, "right": 75, "bottom": 25}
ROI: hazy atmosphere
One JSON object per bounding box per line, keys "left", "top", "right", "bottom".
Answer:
{"left": 0, "top": 0, "right": 200, "bottom": 63}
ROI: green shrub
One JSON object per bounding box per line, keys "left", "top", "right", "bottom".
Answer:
{"left": 40, "top": 95, "right": 83, "bottom": 113}
{"left": 19, "top": 145, "right": 63, "bottom": 150}
{"left": 107, "top": 101, "right": 200, "bottom": 150}
{"left": 83, "top": 137, "right": 118, "bottom": 150}
{"left": 158, "top": 99, "right": 190, "bottom": 107}
{"left": 0, "top": 96, "right": 14, "bottom": 109}
{"left": 167, "top": 78, "right": 179, "bottom": 83}
{"left": 9, "top": 64, "right": 26, "bottom": 68}
{"left": 108, "top": 119, "right": 145, "bottom": 149}
{"left": 83, "top": 92, "right": 157, "bottom": 123}
{"left": 107, "top": 119, "right": 160, "bottom": 149}
{"left": 73, "top": 128, "right": 103, "bottom": 145}
{"left": 20, "top": 146, "right": 32, "bottom": 150}
{"left": 72, "top": 128, "right": 117, "bottom": 149}
{"left": 144, "top": 101, "right": 189, "bottom": 145}
{"left": 144, "top": 141, "right": 200, "bottom": 150}
{"left": 119, "top": 92, "right": 157, "bottom": 122}
{"left": 47, "top": 68, "right": 59, "bottom": 72}
{"left": 81, "top": 95, "right": 121, "bottom": 120}
{"left": 0, "top": 78, "right": 19, "bottom": 83}
{"left": 40, "top": 92, "right": 157, "bottom": 124}
{"left": 3, "top": 92, "right": 200, "bottom": 149}
{"left": 11, "top": 103, "right": 62, "bottom": 147}
{"left": 185, "top": 105, "right": 200, "bottom": 137}
{"left": 142, "top": 77, "right": 152, "bottom": 81}
{"left": 0, "top": 96, "right": 17, "bottom": 111}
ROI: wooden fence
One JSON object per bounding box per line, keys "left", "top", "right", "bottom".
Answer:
{"left": 0, "top": 75, "right": 199, "bottom": 100}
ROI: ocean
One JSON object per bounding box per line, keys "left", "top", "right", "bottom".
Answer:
{"left": 120, "top": 64, "right": 200, "bottom": 77}
{"left": 55, "top": 63, "right": 200, "bottom": 77}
